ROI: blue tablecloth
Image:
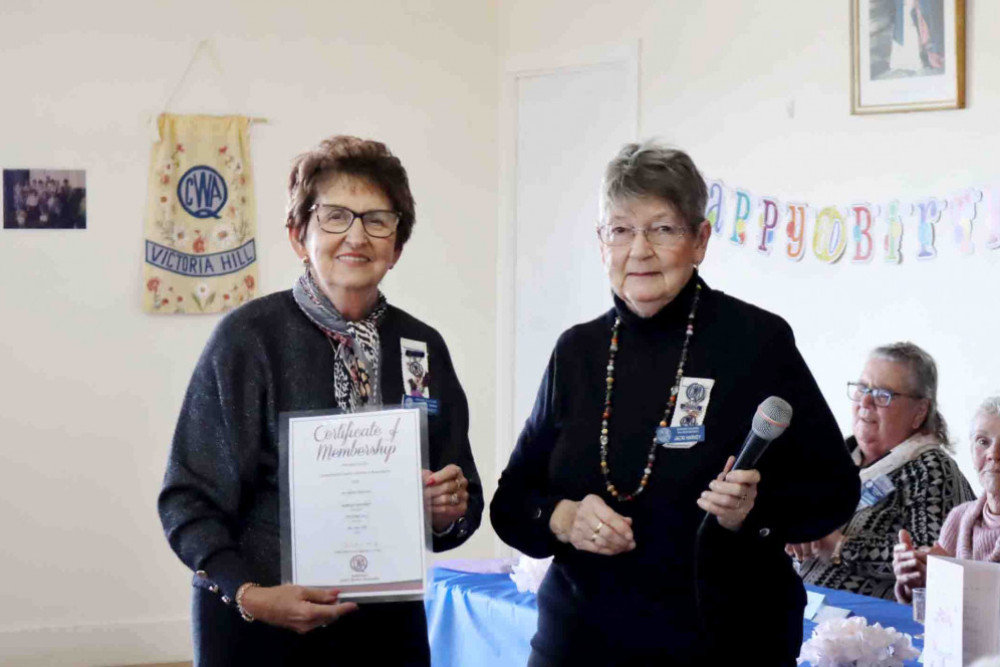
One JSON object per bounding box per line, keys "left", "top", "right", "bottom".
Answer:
{"left": 425, "top": 567, "right": 923, "bottom": 666}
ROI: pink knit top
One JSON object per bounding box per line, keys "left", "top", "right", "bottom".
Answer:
{"left": 937, "top": 496, "right": 1000, "bottom": 562}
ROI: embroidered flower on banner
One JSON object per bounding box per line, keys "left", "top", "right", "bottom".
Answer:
{"left": 213, "top": 223, "right": 236, "bottom": 250}
{"left": 192, "top": 283, "right": 215, "bottom": 311}
{"left": 147, "top": 276, "right": 167, "bottom": 311}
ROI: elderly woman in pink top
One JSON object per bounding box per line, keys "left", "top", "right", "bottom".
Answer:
{"left": 893, "top": 396, "right": 1000, "bottom": 603}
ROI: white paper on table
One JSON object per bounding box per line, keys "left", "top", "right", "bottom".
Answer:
{"left": 923, "top": 555, "right": 1000, "bottom": 666}
{"left": 812, "top": 605, "right": 852, "bottom": 623}
{"left": 804, "top": 591, "right": 826, "bottom": 620}
{"left": 279, "top": 406, "right": 428, "bottom": 602}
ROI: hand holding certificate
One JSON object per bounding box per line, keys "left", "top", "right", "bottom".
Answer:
{"left": 238, "top": 584, "right": 359, "bottom": 634}
{"left": 280, "top": 406, "right": 430, "bottom": 603}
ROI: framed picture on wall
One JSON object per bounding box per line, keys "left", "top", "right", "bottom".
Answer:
{"left": 851, "top": 0, "right": 966, "bottom": 114}
{"left": 2, "top": 169, "right": 87, "bottom": 229}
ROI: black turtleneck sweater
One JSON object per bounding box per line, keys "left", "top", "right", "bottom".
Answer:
{"left": 490, "top": 275, "right": 859, "bottom": 665}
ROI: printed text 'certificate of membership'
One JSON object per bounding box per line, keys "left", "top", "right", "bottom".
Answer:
{"left": 281, "top": 407, "right": 427, "bottom": 602}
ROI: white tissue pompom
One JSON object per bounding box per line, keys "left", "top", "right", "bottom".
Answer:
{"left": 797, "top": 616, "right": 920, "bottom": 667}
{"left": 509, "top": 555, "right": 553, "bottom": 594}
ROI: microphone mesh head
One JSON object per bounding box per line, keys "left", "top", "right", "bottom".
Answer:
{"left": 752, "top": 396, "right": 793, "bottom": 441}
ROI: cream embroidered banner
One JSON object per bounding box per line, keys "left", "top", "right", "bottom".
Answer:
{"left": 143, "top": 113, "right": 258, "bottom": 314}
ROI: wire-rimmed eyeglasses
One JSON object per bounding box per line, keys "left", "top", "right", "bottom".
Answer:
{"left": 596, "top": 222, "right": 689, "bottom": 247}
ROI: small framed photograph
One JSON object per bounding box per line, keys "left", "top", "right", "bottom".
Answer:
{"left": 2, "top": 169, "right": 87, "bottom": 229}
{"left": 851, "top": 0, "right": 966, "bottom": 114}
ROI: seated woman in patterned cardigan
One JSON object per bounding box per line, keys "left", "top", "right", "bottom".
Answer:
{"left": 893, "top": 396, "right": 1000, "bottom": 603}
{"left": 787, "top": 342, "right": 974, "bottom": 600}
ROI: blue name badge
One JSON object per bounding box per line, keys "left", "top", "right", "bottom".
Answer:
{"left": 659, "top": 425, "right": 705, "bottom": 448}
{"left": 403, "top": 395, "right": 439, "bottom": 415}
{"left": 856, "top": 474, "right": 895, "bottom": 511}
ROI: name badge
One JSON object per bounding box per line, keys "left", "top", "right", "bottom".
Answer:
{"left": 660, "top": 377, "right": 715, "bottom": 449}
{"left": 400, "top": 339, "right": 437, "bottom": 415}
{"left": 857, "top": 474, "right": 895, "bottom": 511}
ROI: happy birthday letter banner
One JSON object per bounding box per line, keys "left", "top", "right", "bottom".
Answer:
{"left": 143, "top": 113, "right": 259, "bottom": 314}
{"left": 703, "top": 178, "right": 1000, "bottom": 264}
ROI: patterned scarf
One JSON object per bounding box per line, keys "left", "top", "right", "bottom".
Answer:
{"left": 856, "top": 432, "right": 941, "bottom": 482}
{"left": 292, "top": 270, "right": 387, "bottom": 411}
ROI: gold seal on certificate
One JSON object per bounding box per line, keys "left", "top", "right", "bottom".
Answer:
{"left": 278, "top": 406, "right": 429, "bottom": 603}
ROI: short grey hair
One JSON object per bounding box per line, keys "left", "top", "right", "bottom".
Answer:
{"left": 870, "top": 341, "right": 950, "bottom": 449}
{"left": 600, "top": 140, "right": 708, "bottom": 233}
{"left": 971, "top": 396, "right": 1000, "bottom": 438}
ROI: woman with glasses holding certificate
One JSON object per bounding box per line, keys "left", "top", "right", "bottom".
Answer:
{"left": 158, "top": 135, "right": 482, "bottom": 665}
{"left": 491, "top": 141, "right": 860, "bottom": 665}
{"left": 790, "top": 342, "right": 974, "bottom": 600}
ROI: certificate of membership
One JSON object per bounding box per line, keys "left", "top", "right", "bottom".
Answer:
{"left": 279, "top": 406, "right": 428, "bottom": 602}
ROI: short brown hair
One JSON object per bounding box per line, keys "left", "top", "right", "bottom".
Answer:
{"left": 286, "top": 135, "right": 415, "bottom": 249}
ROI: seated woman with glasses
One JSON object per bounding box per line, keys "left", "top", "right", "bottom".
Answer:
{"left": 789, "top": 342, "right": 974, "bottom": 600}
{"left": 158, "top": 135, "right": 483, "bottom": 665}
{"left": 893, "top": 396, "right": 1000, "bottom": 604}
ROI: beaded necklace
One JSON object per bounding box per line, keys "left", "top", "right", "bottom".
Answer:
{"left": 599, "top": 283, "right": 702, "bottom": 502}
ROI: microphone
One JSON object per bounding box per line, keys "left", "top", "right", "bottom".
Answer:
{"left": 693, "top": 396, "right": 793, "bottom": 642}
{"left": 731, "top": 396, "right": 793, "bottom": 470}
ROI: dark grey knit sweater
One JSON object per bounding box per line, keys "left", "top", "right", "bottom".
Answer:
{"left": 158, "top": 290, "right": 483, "bottom": 602}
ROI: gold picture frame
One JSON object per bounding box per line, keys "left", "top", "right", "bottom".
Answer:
{"left": 851, "top": 0, "right": 966, "bottom": 114}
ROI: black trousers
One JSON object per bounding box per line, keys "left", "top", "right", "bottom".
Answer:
{"left": 192, "top": 587, "right": 431, "bottom": 666}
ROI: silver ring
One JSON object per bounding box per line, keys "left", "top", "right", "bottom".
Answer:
{"left": 590, "top": 531, "right": 599, "bottom": 542}
{"left": 594, "top": 520, "right": 604, "bottom": 534}
{"left": 451, "top": 493, "right": 459, "bottom": 505}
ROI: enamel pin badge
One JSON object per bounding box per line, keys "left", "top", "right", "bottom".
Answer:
{"left": 658, "top": 377, "right": 715, "bottom": 448}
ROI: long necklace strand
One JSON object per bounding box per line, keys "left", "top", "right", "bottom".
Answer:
{"left": 599, "top": 284, "right": 702, "bottom": 502}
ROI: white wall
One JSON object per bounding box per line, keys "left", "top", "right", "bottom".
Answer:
{"left": 0, "top": 1, "right": 497, "bottom": 664}
{"left": 4, "top": 0, "right": 998, "bottom": 663}
{"left": 499, "top": 0, "right": 1000, "bottom": 489}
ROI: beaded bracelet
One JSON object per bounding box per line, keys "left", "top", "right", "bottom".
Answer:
{"left": 235, "top": 582, "right": 260, "bottom": 622}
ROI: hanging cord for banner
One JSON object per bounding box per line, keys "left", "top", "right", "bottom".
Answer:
{"left": 150, "top": 38, "right": 268, "bottom": 141}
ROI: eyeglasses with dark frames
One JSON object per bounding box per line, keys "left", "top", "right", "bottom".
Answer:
{"left": 309, "top": 204, "right": 400, "bottom": 238}
{"left": 846, "top": 381, "right": 923, "bottom": 408}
